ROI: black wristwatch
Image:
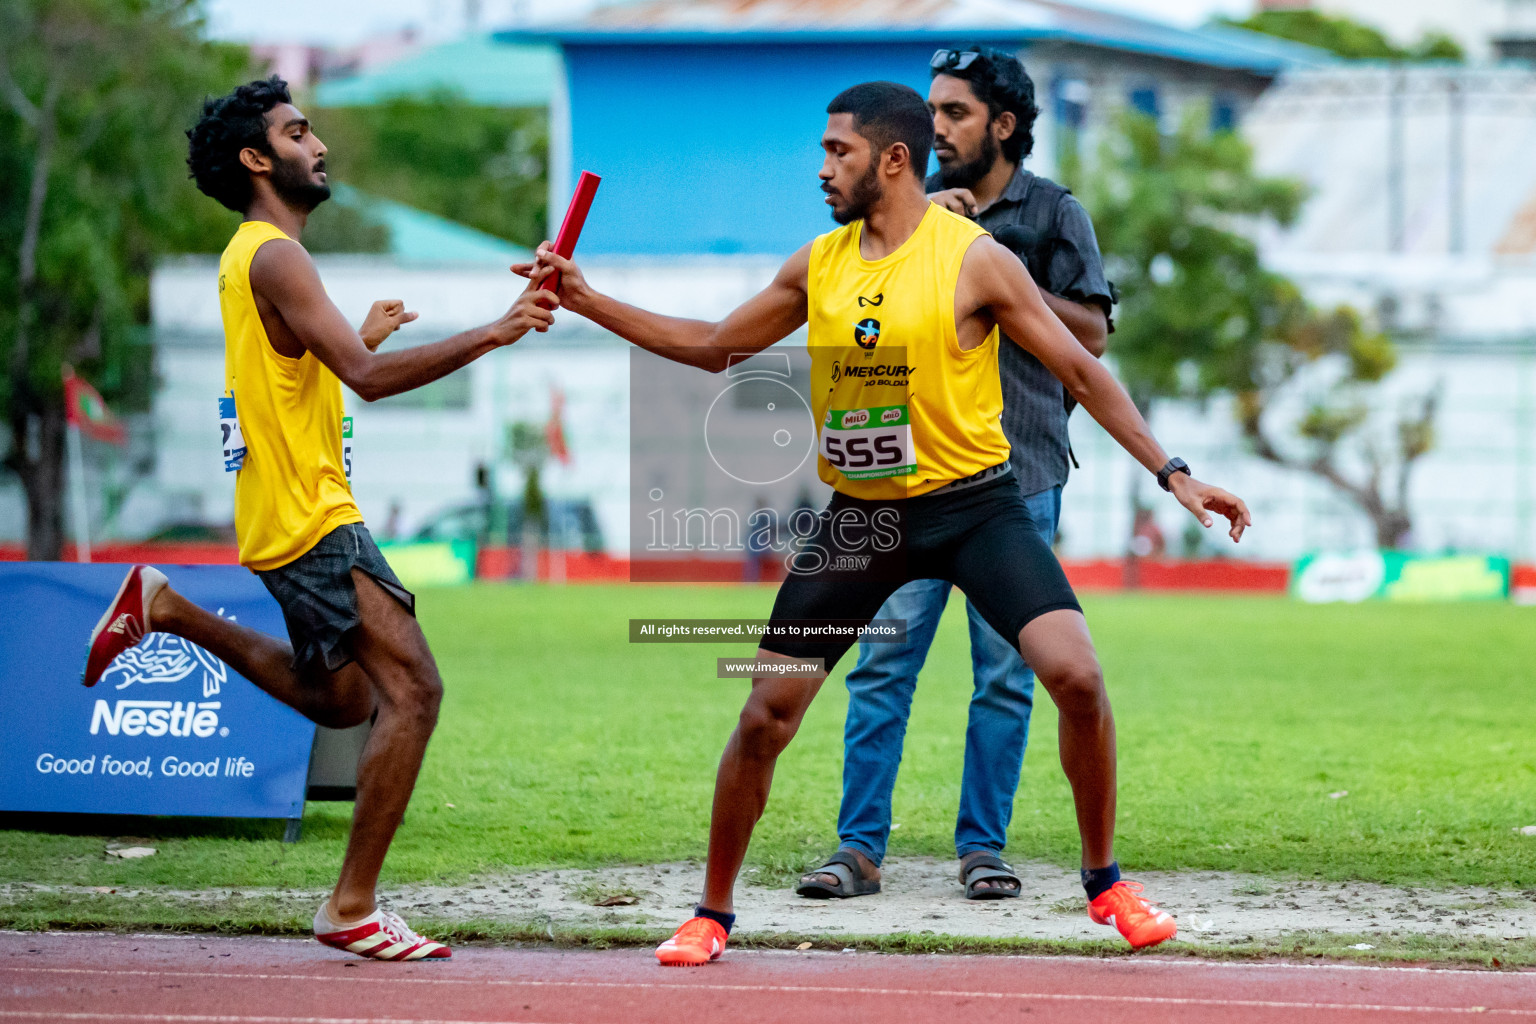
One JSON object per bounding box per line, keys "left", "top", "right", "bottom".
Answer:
{"left": 1157, "top": 457, "right": 1191, "bottom": 492}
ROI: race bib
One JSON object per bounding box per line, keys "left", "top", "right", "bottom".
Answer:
{"left": 819, "top": 404, "right": 915, "bottom": 481}
{"left": 342, "top": 416, "right": 354, "bottom": 482}
{"left": 219, "top": 395, "right": 246, "bottom": 473}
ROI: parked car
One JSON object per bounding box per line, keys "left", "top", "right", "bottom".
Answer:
{"left": 410, "top": 497, "right": 604, "bottom": 552}
{"left": 146, "top": 522, "right": 238, "bottom": 543}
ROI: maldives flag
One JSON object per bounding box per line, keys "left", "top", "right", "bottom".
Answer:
{"left": 63, "top": 366, "right": 126, "bottom": 444}
{"left": 545, "top": 386, "right": 570, "bottom": 465}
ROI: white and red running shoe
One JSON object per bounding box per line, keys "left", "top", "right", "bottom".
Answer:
{"left": 82, "top": 565, "right": 168, "bottom": 687}
{"left": 314, "top": 905, "right": 451, "bottom": 961}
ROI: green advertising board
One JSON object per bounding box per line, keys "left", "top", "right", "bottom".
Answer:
{"left": 1292, "top": 551, "right": 1510, "bottom": 604}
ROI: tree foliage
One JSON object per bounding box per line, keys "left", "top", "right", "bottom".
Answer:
{"left": 315, "top": 92, "right": 547, "bottom": 248}
{"left": 0, "top": 0, "right": 252, "bottom": 558}
{"left": 1220, "top": 10, "right": 1464, "bottom": 62}
{"left": 1237, "top": 307, "right": 1436, "bottom": 550}
{"left": 1077, "top": 108, "right": 1306, "bottom": 410}
{"left": 1079, "top": 109, "right": 1436, "bottom": 549}
{"left": 184, "top": 189, "right": 393, "bottom": 256}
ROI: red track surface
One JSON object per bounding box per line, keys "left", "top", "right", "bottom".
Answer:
{"left": 4, "top": 933, "right": 1535, "bottom": 1023}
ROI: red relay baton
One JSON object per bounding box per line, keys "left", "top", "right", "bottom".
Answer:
{"left": 541, "top": 171, "right": 601, "bottom": 292}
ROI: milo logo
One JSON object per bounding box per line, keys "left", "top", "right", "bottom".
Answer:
{"left": 881, "top": 408, "right": 902, "bottom": 424}
{"left": 841, "top": 410, "right": 870, "bottom": 429}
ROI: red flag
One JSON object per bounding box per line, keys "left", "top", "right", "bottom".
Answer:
{"left": 545, "top": 386, "right": 570, "bottom": 465}
{"left": 63, "top": 366, "right": 126, "bottom": 444}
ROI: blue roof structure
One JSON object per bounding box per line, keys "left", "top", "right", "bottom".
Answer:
{"left": 504, "top": 0, "right": 1332, "bottom": 74}
{"left": 499, "top": 0, "right": 1330, "bottom": 257}
{"left": 315, "top": 36, "right": 558, "bottom": 107}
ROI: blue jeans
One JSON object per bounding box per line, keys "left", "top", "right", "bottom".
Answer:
{"left": 837, "top": 484, "right": 1062, "bottom": 865}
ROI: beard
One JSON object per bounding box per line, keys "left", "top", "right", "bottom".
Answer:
{"left": 829, "top": 161, "right": 883, "bottom": 225}
{"left": 938, "top": 130, "right": 1000, "bottom": 190}
{"left": 271, "top": 152, "right": 331, "bottom": 211}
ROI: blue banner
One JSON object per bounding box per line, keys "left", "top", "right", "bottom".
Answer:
{"left": 0, "top": 563, "right": 315, "bottom": 820}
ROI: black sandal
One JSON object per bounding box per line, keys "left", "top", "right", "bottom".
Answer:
{"left": 959, "top": 853, "right": 1022, "bottom": 900}
{"left": 795, "top": 849, "right": 882, "bottom": 899}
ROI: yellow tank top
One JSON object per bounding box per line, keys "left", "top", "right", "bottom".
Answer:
{"left": 808, "top": 203, "right": 1010, "bottom": 500}
{"left": 219, "top": 221, "right": 362, "bottom": 571}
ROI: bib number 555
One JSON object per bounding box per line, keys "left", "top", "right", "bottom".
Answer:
{"left": 822, "top": 432, "right": 906, "bottom": 470}
{"left": 819, "top": 414, "right": 915, "bottom": 481}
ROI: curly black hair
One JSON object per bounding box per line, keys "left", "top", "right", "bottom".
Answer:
{"left": 186, "top": 76, "right": 292, "bottom": 213}
{"left": 931, "top": 45, "right": 1040, "bottom": 163}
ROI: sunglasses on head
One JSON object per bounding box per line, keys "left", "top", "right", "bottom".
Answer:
{"left": 931, "top": 49, "right": 983, "bottom": 71}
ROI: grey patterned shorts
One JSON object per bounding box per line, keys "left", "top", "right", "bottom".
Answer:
{"left": 254, "top": 523, "right": 415, "bottom": 674}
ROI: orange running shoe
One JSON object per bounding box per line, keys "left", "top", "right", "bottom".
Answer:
{"left": 655, "top": 916, "right": 727, "bottom": 966}
{"left": 1087, "top": 880, "right": 1177, "bottom": 949}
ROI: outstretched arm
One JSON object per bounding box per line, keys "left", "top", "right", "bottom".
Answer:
{"left": 250, "top": 239, "right": 560, "bottom": 402}
{"left": 961, "top": 237, "right": 1251, "bottom": 541}
{"left": 516, "top": 243, "right": 811, "bottom": 373}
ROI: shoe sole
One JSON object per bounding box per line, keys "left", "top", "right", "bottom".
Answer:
{"left": 656, "top": 947, "right": 721, "bottom": 967}
{"left": 1127, "top": 927, "right": 1177, "bottom": 949}
{"left": 316, "top": 935, "right": 452, "bottom": 961}
{"left": 795, "top": 882, "right": 881, "bottom": 899}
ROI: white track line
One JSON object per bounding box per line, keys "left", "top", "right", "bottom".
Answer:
{"left": 0, "top": 1014, "right": 559, "bottom": 1024}
{"left": 4, "top": 966, "right": 1533, "bottom": 1016}
{"left": 6, "top": 931, "right": 1522, "bottom": 978}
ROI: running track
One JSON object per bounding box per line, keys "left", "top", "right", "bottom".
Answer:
{"left": 4, "top": 932, "right": 1535, "bottom": 1023}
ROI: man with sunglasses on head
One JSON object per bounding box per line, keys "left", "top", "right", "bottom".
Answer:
{"left": 797, "top": 45, "right": 1114, "bottom": 905}
{"left": 529, "top": 79, "right": 1246, "bottom": 964}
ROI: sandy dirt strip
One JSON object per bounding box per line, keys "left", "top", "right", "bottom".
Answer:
{"left": 8, "top": 856, "right": 1536, "bottom": 948}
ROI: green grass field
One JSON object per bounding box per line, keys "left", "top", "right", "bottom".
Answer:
{"left": 4, "top": 585, "right": 1535, "bottom": 894}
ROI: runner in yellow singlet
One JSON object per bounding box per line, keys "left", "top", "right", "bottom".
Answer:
{"left": 525, "top": 81, "right": 1251, "bottom": 964}
{"left": 82, "top": 76, "right": 560, "bottom": 962}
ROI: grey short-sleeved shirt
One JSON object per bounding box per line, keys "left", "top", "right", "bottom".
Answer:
{"left": 926, "top": 167, "right": 1114, "bottom": 496}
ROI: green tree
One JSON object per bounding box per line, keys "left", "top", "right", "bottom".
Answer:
{"left": 1235, "top": 307, "right": 1436, "bottom": 550}
{"left": 1080, "top": 109, "right": 1436, "bottom": 549}
{"left": 316, "top": 92, "right": 547, "bottom": 248}
{"left": 182, "top": 183, "right": 394, "bottom": 255}
{"left": 0, "top": 0, "right": 250, "bottom": 558}
{"left": 1078, "top": 109, "right": 1307, "bottom": 414}
{"left": 1220, "top": 10, "right": 1465, "bottom": 62}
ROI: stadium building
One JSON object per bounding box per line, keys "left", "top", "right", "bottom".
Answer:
{"left": 38, "top": 0, "right": 1536, "bottom": 571}
{"left": 49, "top": 0, "right": 1325, "bottom": 568}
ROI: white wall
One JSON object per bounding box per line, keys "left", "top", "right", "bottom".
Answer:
{"left": 125, "top": 253, "right": 1536, "bottom": 565}
{"left": 139, "top": 255, "right": 786, "bottom": 554}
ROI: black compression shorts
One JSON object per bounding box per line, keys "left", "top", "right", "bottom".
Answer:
{"left": 759, "top": 472, "right": 1080, "bottom": 671}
